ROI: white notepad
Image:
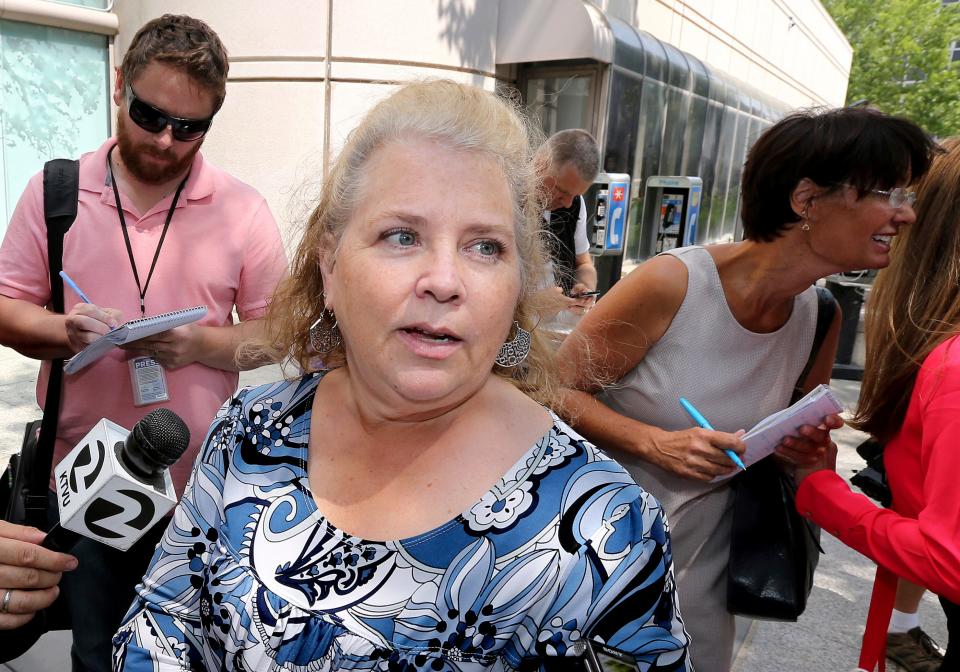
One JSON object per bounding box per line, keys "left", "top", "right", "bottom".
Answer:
{"left": 64, "top": 306, "right": 208, "bottom": 374}
{"left": 712, "top": 384, "right": 844, "bottom": 482}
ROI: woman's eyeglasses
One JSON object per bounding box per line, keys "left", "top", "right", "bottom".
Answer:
{"left": 838, "top": 183, "right": 917, "bottom": 209}
{"left": 125, "top": 85, "right": 213, "bottom": 142}
{"left": 871, "top": 186, "right": 917, "bottom": 209}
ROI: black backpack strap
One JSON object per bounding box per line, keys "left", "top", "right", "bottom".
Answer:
{"left": 24, "top": 159, "right": 80, "bottom": 526}
{"left": 791, "top": 285, "right": 837, "bottom": 403}
{"left": 44, "top": 159, "right": 80, "bottom": 313}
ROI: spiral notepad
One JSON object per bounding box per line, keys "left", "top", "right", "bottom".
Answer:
{"left": 711, "top": 384, "right": 844, "bottom": 482}
{"left": 65, "top": 306, "right": 207, "bottom": 374}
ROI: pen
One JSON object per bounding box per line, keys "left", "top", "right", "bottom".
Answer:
{"left": 59, "top": 270, "right": 93, "bottom": 304}
{"left": 679, "top": 397, "right": 747, "bottom": 471}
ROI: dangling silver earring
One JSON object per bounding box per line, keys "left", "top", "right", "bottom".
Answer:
{"left": 495, "top": 321, "right": 531, "bottom": 368}
{"left": 800, "top": 204, "right": 811, "bottom": 231}
{"left": 800, "top": 221, "right": 811, "bottom": 232}
{"left": 309, "top": 309, "right": 342, "bottom": 354}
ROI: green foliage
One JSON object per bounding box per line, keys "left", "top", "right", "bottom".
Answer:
{"left": 824, "top": 0, "right": 960, "bottom": 137}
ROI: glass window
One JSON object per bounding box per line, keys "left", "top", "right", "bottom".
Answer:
{"left": 603, "top": 70, "right": 643, "bottom": 260}
{"left": 48, "top": 0, "right": 111, "bottom": 8}
{"left": 609, "top": 18, "right": 644, "bottom": 75}
{"left": 723, "top": 109, "right": 750, "bottom": 235}
{"left": 697, "top": 101, "right": 724, "bottom": 242}
{"left": 637, "top": 30, "right": 667, "bottom": 82}
{"left": 706, "top": 66, "right": 727, "bottom": 107}
{"left": 1, "top": 20, "right": 110, "bottom": 234}
{"left": 710, "top": 105, "right": 738, "bottom": 243}
{"left": 687, "top": 54, "right": 709, "bottom": 98}
{"left": 663, "top": 42, "right": 690, "bottom": 89}
{"left": 681, "top": 95, "right": 708, "bottom": 185}
{"left": 951, "top": 40, "right": 960, "bottom": 62}
{"left": 744, "top": 116, "right": 765, "bottom": 149}
{"left": 603, "top": 70, "right": 643, "bottom": 175}
{"left": 524, "top": 74, "right": 594, "bottom": 137}
{"left": 659, "top": 86, "right": 689, "bottom": 176}
{"left": 628, "top": 79, "right": 666, "bottom": 260}
{"left": 900, "top": 56, "right": 927, "bottom": 85}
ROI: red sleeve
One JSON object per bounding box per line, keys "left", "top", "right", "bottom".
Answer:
{"left": 795, "top": 346, "right": 960, "bottom": 603}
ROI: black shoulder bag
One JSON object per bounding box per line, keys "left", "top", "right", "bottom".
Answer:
{"left": 1, "top": 159, "right": 80, "bottom": 529}
{"left": 726, "top": 285, "right": 836, "bottom": 621}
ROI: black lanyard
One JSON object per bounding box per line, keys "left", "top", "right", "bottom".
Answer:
{"left": 107, "top": 146, "right": 187, "bottom": 316}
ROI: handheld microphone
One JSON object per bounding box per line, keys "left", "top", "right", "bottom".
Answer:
{"left": 43, "top": 409, "right": 190, "bottom": 552}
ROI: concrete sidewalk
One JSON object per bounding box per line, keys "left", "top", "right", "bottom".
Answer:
{"left": 0, "top": 350, "right": 949, "bottom": 670}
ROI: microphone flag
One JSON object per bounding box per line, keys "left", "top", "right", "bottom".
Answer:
{"left": 53, "top": 418, "right": 179, "bottom": 550}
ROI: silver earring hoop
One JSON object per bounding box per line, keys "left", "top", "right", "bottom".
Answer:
{"left": 800, "top": 221, "right": 811, "bottom": 232}
{"left": 309, "top": 310, "right": 342, "bottom": 354}
{"left": 495, "top": 321, "right": 531, "bottom": 368}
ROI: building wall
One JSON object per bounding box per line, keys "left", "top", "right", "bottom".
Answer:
{"left": 595, "top": 0, "right": 852, "bottom": 108}
{"left": 2, "top": 1, "right": 849, "bottom": 246}
{"left": 111, "top": 0, "right": 849, "bottom": 242}
{"left": 113, "top": 1, "right": 502, "bottom": 245}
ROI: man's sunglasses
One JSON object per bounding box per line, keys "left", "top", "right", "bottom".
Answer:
{"left": 125, "top": 84, "right": 213, "bottom": 142}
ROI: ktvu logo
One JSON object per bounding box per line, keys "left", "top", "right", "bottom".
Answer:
{"left": 59, "top": 439, "right": 157, "bottom": 540}
{"left": 82, "top": 489, "right": 156, "bottom": 539}
{"left": 59, "top": 439, "right": 106, "bottom": 508}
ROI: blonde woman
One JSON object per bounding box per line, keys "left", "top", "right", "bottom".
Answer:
{"left": 112, "top": 81, "right": 691, "bottom": 671}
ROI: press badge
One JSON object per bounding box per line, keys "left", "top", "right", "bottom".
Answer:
{"left": 129, "top": 356, "right": 170, "bottom": 406}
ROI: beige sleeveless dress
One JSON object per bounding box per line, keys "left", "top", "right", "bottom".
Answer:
{"left": 598, "top": 246, "right": 817, "bottom": 672}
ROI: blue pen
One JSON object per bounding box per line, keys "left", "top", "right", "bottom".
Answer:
{"left": 58, "top": 270, "right": 93, "bottom": 304}
{"left": 679, "top": 397, "right": 747, "bottom": 471}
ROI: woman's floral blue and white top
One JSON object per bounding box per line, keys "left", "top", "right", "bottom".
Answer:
{"left": 113, "top": 375, "right": 690, "bottom": 671}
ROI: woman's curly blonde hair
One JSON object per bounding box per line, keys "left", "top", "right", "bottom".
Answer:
{"left": 248, "top": 79, "right": 562, "bottom": 407}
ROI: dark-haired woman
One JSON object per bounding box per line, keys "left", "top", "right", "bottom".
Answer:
{"left": 558, "top": 107, "right": 936, "bottom": 672}
{"left": 796, "top": 138, "right": 960, "bottom": 671}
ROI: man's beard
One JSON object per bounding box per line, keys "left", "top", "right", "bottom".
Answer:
{"left": 116, "top": 113, "right": 201, "bottom": 185}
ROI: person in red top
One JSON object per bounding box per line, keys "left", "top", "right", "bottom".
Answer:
{"left": 796, "top": 138, "right": 960, "bottom": 671}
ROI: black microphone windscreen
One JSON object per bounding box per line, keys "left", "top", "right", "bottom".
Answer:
{"left": 126, "top": 409, "right": 191, "bottom": 477}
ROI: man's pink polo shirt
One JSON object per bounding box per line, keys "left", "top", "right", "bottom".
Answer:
{"left": 0, "top": 138, "right": 288, "bottom": 494}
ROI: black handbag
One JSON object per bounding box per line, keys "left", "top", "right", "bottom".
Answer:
{"left": 726, "top": 285, "right": 836, "bottom": 621}
{"left": 1, "top": 159, "right": 79, "bottom": 530}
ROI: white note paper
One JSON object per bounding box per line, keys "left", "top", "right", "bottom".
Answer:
{"left": 65, "top": 306, "right": 207, "bottom": 374}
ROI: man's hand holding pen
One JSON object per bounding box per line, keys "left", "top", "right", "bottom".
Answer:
{"left": 64, "top": 303, "right": 123, "bottom": 353}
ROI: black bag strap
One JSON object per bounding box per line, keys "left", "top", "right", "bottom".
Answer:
{"left": 44, "top": 159, "right": 80, "bottom": 314}
{"left": 788, "top": 284, "right": 837, "bottom": 553}
{"left": 791, "top": 285, "right": 837, "bottom": 404}
{"left": 23, "top": 159, "right": 80, "bottom": 525}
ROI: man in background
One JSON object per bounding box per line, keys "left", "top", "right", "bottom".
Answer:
{"left": 535, "top": 129, "right": 600, "bottom": 317}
